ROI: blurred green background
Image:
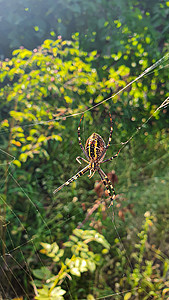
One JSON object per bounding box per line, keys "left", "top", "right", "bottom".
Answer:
{"left": 0, "top": 0, "right": 169, "bottom": 299}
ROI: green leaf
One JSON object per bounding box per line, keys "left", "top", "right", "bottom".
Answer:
{"left": 63, "top": 241, "right": 74, "bottom": 247}
{"left": 87, "top": 260, "right": 96, "bottom": 272}
{"left": 35, "top": 285, "right": 66, "bottom": 300}
{"left": 32, "top": 267, "right": 52, "bottom": 280}
{"left": 69, "top": 235, "right": 79, "bottom": 243}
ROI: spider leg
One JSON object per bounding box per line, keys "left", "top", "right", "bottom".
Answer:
{"left": 98, "top": 167, "right": 116, "bottom": 207}
{"left": 53, "top": 165, "right": 90, "bottom": 194}
{"left": 88, "top": 169, "right": 95, "bottom": 179}
{"left": 101, "top": 149, "right": 120, "bottom": 163}
{"left": 100, "top": 150, "right": 120, "bottom": 163}
{"left": 99, "top": 113, "right": 113, "bottom": 161}
{"left": 76, "top": 156, "right": 89, "bottom": 165}
{"left": 106, "top": 112, "right": 113, "bottom": 149}
{"left": 78, "top": 114, "right": 89, "bottom": 159}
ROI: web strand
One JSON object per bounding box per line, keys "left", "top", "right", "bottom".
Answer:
{"left": 0, "top": 51, "right": 168, "bottom": 299}
{"left": 0, "top": 52, "right": 168, "bottom": 136}
{"left": 117, "top": 96, "right": 169, "bottom": 153}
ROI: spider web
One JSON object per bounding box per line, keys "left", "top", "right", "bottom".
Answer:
{"left": 0, "top": 52, "right": 169, "bottom": 299}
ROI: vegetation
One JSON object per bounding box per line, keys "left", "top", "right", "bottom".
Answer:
{"left": 32, "top": 214, "right": 169, "bottom": 299}
{"left": 0, "top": 0, "right": 169, "bottom": 58}
{"left": 0, "top": 0, "right": 169, "bottom": 299}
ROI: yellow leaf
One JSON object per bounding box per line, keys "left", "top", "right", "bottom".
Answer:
{"left": 15, "top": 141, "right": 21, "bottom": 147}
{"left": 11, "top": 140, "right": 21, "bottom": 147}
{"left": 34, "top": 26, "right": 39, "bottom": 31}
{"left": 60, "top": 87, "right": 64, "bottom": 93}
{"left": 124, "top": 292, "right": 132, "bottom": 300}
{"left": 87, "top": 294, "right": 95, "bottom": 300}
{"left": 1, "top": 119, "right": 9, "bottom": 127}
{"left": 13, "top": 160, "right": 21, "bottom": 168}
{"left": 162, "top": 288, "right": 169, "bottom": 295}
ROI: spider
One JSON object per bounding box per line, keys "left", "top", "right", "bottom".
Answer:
{"left": 53, "top": 113, "right": 120, "bottom": 206}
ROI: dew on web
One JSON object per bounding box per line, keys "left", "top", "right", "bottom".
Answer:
{"left": 0, "top": 48, "right": 169, "bottom": 299}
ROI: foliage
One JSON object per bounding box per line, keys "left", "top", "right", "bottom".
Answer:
{"left": 114, "top": 212, "right": 169, "bottom": 299}
{"left": 33, "top": 229, "right": 110, "bottom": 299}
{"left": 0, "top": 1, "right": 169, "bottom": 298}
{"left": 0, "top": 35, "right": 168, "bottom": 253}
{"left": 0, "top": 37, "right": 101, "bottom": 166}
{"left": 32, "top": 214, "right": 169, "bottom": 299}
{"left": 0, "top": 0, "right": 169, "bottom": 59}
{"left": 0, "top": 35, "right": 168, "bottom": 168}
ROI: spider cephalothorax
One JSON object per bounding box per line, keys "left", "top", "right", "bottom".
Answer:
{"left": 53, "top": 113, "right": 120, "bottom": 206}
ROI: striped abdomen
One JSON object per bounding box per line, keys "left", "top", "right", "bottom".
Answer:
{"left": 85, "top": 133, "right": 106, "bottom": 162}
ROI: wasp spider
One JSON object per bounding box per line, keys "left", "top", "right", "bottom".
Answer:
{"left": 53, "top": 113, "right": 120, "bottom": 206}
